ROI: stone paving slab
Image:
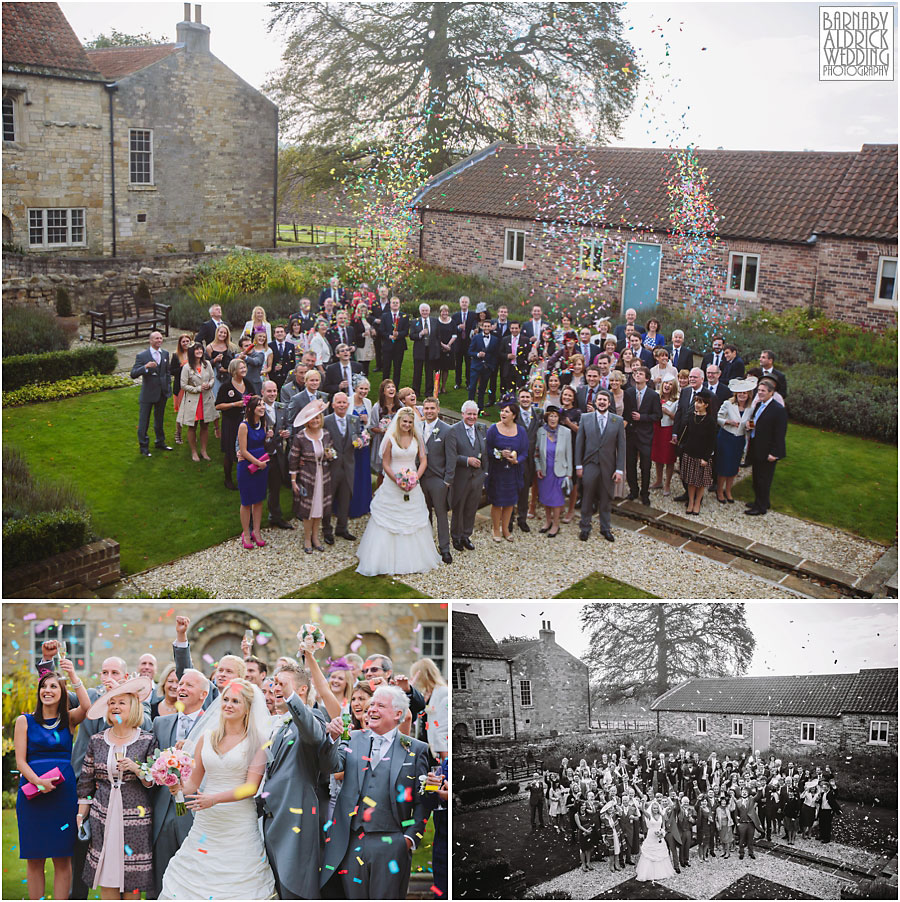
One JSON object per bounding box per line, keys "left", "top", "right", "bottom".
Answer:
{"left": 748, "top": 541, "right": 803, "bottom": 568}
{"left": 798, "top": 559, "right": 861, "bottom": 588}
{"left": 730, "top": 556, "right": 794, "bottom": 584}
{"left": 610, "top": 513, "right": 643, "bottom": 531}
{"left": 683, "top": 539, "right": 737, "bottom": 565}
{"left": 780, "top": 573, "right": 845, "bottom": 599}
{"left": 699, "top": 525, "right": 754, "bottom": 551}
{"left": 659, "top": 512, "right": 705, "bottom": 535}
{"left": 641, "top": 525, "right": 689, "bottom": 547}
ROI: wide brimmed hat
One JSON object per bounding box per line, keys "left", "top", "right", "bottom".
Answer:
{"left": 728, "top": 376, "right": 758, "bottom": 393}
{"left": 294, "top": 398, "right": 328, "bottom": 428}
{"left": 475, "top": 301, "right": 488, "bottom": 313}
{"left": 86, "top": 677, "right": 153, "bottom": 720}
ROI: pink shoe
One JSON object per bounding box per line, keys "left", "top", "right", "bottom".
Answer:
{"left": 251, "top": 532, "right": 267, "bottom": 547}
{"left": 241, "top": 534, "right": 255, "bottom": 549}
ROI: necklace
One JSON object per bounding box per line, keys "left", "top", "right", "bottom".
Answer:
{"left": 42, "top": 714, "right": 61, "bottom": 730}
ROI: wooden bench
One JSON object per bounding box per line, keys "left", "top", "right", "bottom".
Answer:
{"left": 88, "top": 290, "right": 171, "bottom": 343}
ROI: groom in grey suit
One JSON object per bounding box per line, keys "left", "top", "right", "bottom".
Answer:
{"left": 575, "top": 390, "right": 626, "bottom": 542}
{"left": 130, "top": 330, "right": 173, "bottom": 456}
{"left": 321, "top": 686, "right": 431, "bottom": 900}
{"left": 420, "top": 397, "right": 453, "bottom": 564}
{"left": 444, "top": 400, "right": 487, "bottom": 551}
{"left": 149, "top": 669, "right": 209, "bottom": 898}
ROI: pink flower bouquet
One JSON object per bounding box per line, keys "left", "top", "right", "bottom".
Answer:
{"left": 142, "top": 747, "right": 194, "bottom": 815}
{"left": 352, "top": 430, "right": 371, "bottom": 450}
{"left": 397, "top": 468, "right": 418, "bottom": 501}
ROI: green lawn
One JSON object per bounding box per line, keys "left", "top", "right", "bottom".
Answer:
{"left": 732, "top": 421, "right": 898, "bottom": 545}
{"left": 276, "top": 224, "right": 384, "bottom": 248}
{"left": 284, "top": 566, "right": 428, "bottom": 598}
{"left": 554, "top": 572, "right": 653, "bottom": 598}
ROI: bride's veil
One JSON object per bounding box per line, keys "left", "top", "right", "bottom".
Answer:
{"left": 381, "top": 406, "right": 421, "bottom": 459}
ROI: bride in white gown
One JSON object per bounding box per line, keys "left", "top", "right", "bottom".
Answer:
{"left": 635, "top": 801, "right": 676, "bottom": 882}
{"left": 160, "top": 679, "right": 275, "bottom": 900}
{"left": 356, "top": 405, "right": 440, "bottom": 576}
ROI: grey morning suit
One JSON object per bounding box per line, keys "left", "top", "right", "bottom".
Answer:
{"left": 444, "top": 420, "right": 487, "bottom": 543}
{"left": 575, "top": 410, "right": 626, "bottom": 535}
{"left": 421, "top": 418, "right": 453, "bottom": 554}
{"left": 323, "top": 412, "right": 360, "bottom": 536}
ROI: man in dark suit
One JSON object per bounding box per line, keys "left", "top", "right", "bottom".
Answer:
{"left": 286, "top": 369, "right": 328, "bottom": 437}
{"left": 745, "top": 377, "right": 787, "bottom": 516}
{"left": 628, "top": 332, "right": 655, "bottom": 368}
{"left": 380, "top": 296, "right": 409, "bottom": 384}
{"left": 467, "top": 318, "right": 500, "bottom": 409}
{"left": 280, "top": 363, "right": 307, "bottom": 404}
{"left": 445, "top": 401, "right": 487, "bottom": 550}
{"left": 666, "top": 329, "right": 695, "bottom": 372}
{"left": 735, "top": 787, "right": 762, "bottom": 859}
{"left": 411, "top": 302, "right": 441, "bottom": 398}
{"left": 262, "top": 381, "right": 294, "bottom": 530}
{"left": 322, "top": 392, "right": 360, "bottom": 543}
{"left": 512, "top": 388, "right": 542, "bottom": 533}
{"left": 576, "top": 367, "right": 603, "bottom": 412}
{"left": 521, "top": 304, "right": 548, "bottom": 349}
{"left": 488, "top": 306, "right": 512, "bottom": 401}
{"left": 613, "top": 307, "right": 645, "bottom": 345}
{"left": 289, "top": 297, "right": 316, "bottom": 334}
{"left": 701, "top": 335, "right": 725, "bottom": 374}
{"left": 450, "top": 295, "right": 478, "bottom": 389}
{"left": 622, "top": 366, "right": 662, "bottom": 504}
{"left": 323, "top": 344, "right": 362, "bottom": 397}
{"left": 195, "top": 303, "right": 225, "bottom": 346}
{"left": 371, "top": 284, "right": 391, "bottom": 373}
{"left": 318, "top": 275, "right": 347, "bottom": 310}
{"left": 326, "top": 310, "right": 355, "bottom": 356}
{"left": 818, "top": 779, "right": 841, "bottom": 843}
{"left": 576, "top": 327, "right": 599, "bottom": 366}
{"left": 268, "top": 325, "right": 295, "bottom": 392}
{"left": 421, "top": 397, "right": 454, "bottom": 563}
{"left": 703, "top": 364, "right": 731, "bottom": 408}
{"left": 759, "top": 349, "right": 788, "bottom": 398}
{"left": 130, "top": 331, "right": 173, "bottom": 457}
{"left": 721, "top": 344, "right": 745, "bottom": 384}
{"left": 500, "top": 321, "right": 529, "bottom": 393}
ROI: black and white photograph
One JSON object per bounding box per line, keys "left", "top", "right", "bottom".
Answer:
{"left": 453, "top": 602, "right": 898, "bottom": 900}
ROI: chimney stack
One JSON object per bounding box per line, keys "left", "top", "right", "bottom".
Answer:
{"left": 539, "top": 621, "right": 555, "bottom": 642}
{"left": 177, "top": 4, "right": 210, "bottom": 53}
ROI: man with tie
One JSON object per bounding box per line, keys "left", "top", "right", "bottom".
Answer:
{"left": 614, "top": 307, "right": 645, "bottom": 347}
{"left": 323, "top": 343, "right": 363, "bottom": 398}
{"left": 500, "top": 320, "right": 529, "bottom": 393}
{"left": 666, "top": 329, "right": 695, "bottom": 372}
{"left": 327, "top": 309, "right": 355, "bottom": 356}
{"left": 421, "top": 397, "right": 454, "bottom": 563}
{"left": 720, "top": 343, "right": 746, "bottom": 384}
{"left": 575, "top": 390, "right": 625, "bottom": 542}
{"left": 318, "top": 274, "right": 346, "bottom": 310}
{"left": 467, "top": 318, "right": 501, "bottom": 410}
{"left": 323, "top": 392, "right": 360, "bottom": 542}
{"left": 131, "top": 331, "right": 173, "bottom": 457}
{"left": 380, "top": 296, "right": 409, "bottom": 385}
{"left": 371, "top": 284, "right": 391, "bottom": 373}
{"left": 744, "top": 377, "right": 787, "bottom": 516}
{"left": 735, "top": 787, "right": 762, "bottom": 859}
{"left": 758, "top": 349, "right": 788, "bottom": 399}
{"left": 323, "top": 686, "right": 431, "bottom": 900}
{"left": 450, "top": 295, "right": 478, "bottom": 389}
{"left": 576, "top": 366, "right": 602, "bottom": 412}
{"left": 703, "top": 364, "right": 729, "bottom": 412}
{"left": 595, "top": 355, "right": 614, "bottom": 391}
{"left": 521, "top": 304, "right": 546, "bottom": 347}
{"left": 262, "top": 381, "right": 294, "bottom": 530}
{"left": 628, "top": 332, "right": 655, "bottom": 368}
{"left": 701, "top": 335, "right": 725, "bottom": 374}
{"left": 268, "top": 325, "right": 296, "bottom": 392}
{"left": 488, "top": 305, "right": 511, "bottom": 400}
{"left": 623, "top": 366, "right": 662, "bottom": 505}
{"left": 286, "top": 369, "right": 328, "bottom": 439}
{"left": 577, "top": 327, "right": 598, "bottom": 366}
{"left": 150, "top": 669, "right": 209, "bottom": 898}
{"left": 195, "top": 303, "right": 225, "bottom": 346}
{"left": 411, "top": 302, "right": 441, "bottom": 398}
{"left": 512, "top": 388, "right": 542, "bottom": 533}
{"left": 445, "top": 401, "right": 487, "bottom": 551}
{"left": 289, "top": 296, "right": 316, "bottom": 335}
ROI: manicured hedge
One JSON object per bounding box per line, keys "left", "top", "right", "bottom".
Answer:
{"left": 3, "top": 374, "right": 132, "bottom": 407}
{"left": 2, "top": 305, "right": 71, "bottom": 357}
{"left": 2, "top": 345, "right": 118, "bottom": 391}
{"left": 457, "top": 760, "right": 500, "bottom": 788}
{"left": 3, "top": 509, "right": 93, "bottom": 569}
{"left": 456, "top": 780, "right": 520, "bottom": 806}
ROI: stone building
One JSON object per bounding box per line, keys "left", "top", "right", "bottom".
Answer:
{"left": 1, "top": 602, "right": 448, "bottom": 683}
{"left": 651, "top": 668, "right": 898, "bottom": 757}
{"left": 413, "top": 142, "right": 898, "bottom": 329}
{"left": 2, "top": 2, "right": 277, "bottom": 257}
{"left": 453, "top": 611, "right": 590, "bottom": 746}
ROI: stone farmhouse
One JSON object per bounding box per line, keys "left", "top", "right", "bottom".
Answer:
{"left": 2, "top": 2, "right": 277, "bottom": 257}
{"left": 651, "top": 667, "right": 898, "bottom": 758}
{"left": 453, "top": 611, "right": 590, "bottom": 745}
{"left": 413, "top": 141, "right": 898, "bottom": 329}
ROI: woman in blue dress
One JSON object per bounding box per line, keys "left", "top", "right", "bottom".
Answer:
{"left": 348, "top": 378, "right": 373, "bottom": 518}
{"left": 15, "top": 660, "right": 91, "bottom": 901}
{"left": 485, "top": 401, "right": 529, "bottom": 542}
{"left": 237, "top": 395, "right": 270, "bottom": 549}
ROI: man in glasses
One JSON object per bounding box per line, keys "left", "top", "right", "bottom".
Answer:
{"left": 361, "top": 654, "right": 426, "bottom": 718}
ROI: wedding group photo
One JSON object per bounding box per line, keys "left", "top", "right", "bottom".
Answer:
{"left": 1, "top": 601, "right": 449, "bottom": 901}
{"left": 452, "top": 602, "right": 898, "bottom": 901}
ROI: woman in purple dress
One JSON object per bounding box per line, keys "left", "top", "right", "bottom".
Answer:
{"left": 484, "top": 401, "right": 529, "bottom": 542}
{"left": 534, "top": 406, "right": 573, "bottom": 537}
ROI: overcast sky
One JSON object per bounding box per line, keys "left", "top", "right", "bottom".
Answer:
{"left": 59, "top": 1, "right": 897, "bottom": 152}
{"left": 457, "top": 602, "right": 899, "bottom": 677}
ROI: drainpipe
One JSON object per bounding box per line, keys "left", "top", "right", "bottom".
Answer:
{"left": 273, "top": 115, "right": 279, "bottom": 249}
{"left": 507, "top": 659, "right": 517, "bottom": 741}
{"left": 587, "top": 670, "right": 592, "bottom": 731}
{"left": 418, "top": 207, "right": 425, "bottom": 260}
{"left": 105, "top": 83, "right": 118, "bottom": 257}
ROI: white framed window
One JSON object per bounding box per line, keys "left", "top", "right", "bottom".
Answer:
{"left": 869, "top": 720, "right": 890, "bottom": 745}
{"left": 874, "top": 256, "right": 897, "bottom": 308}
{"left": 732, "top": 718, "right": 744, "bottom": 738}
{"left": 520, "top": 679, "right": 533, "bottom": 707}
{"left": 27, "top": 208, "right": 86, "bottom": 247}
{"left": 129, "top": 128, "right": 153, "bottom": 184}
{"left": 3, "top": 95, "right": 16, "bottom": 142}
{"left": 727, "top": 252, "right": 760, "bottom": 297}
{"left": 696, "top": 716, "right": 708, "bottom": 735}
{"left": 579, "top": 237, "right": 604, "bottom": 277}
{"left": 474, "top": 717, "right": 502, "bottom": 738}
{"left": 800, "top": 721, "right": 817, "bottom": 744}
{"left": 503, "top": 228, "right": 526, "bottom": 268}
{"left": 32, "top": 623, "right": 88, "bottom": 672}
{"left": 452, "top": 664, "right": 468, "bottom": 691}
{"left": 419, "top": 622, "right": 446, "bottom": 674}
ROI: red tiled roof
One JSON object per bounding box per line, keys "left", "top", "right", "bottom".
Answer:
{"left": 417, "top": 143, "right": 898, "bottom": 244}
{"left": 815, "top": 144, "right": 899, "bottom": 242}
{"left": 453, "top": 611, "right": 506, "bottom": 659}
{"left": 85, "top": 44, "right": 180, "bottom": 80}
{"left": 651, "top": 668, "right": 899, "bottom": 717}
{"left": 2, "top": 2, "right": 100, "bottom": 76}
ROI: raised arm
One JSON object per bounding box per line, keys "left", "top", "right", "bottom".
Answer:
{"left": 59, "top": 658, "right": 91, "bottom": 726}
{"left": 173, "top": 615, "right": 193, "bottom": 679}
{"left": 301, "top": 646, "right": 342, "bottom": 720}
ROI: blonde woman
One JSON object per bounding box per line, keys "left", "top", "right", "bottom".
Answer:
{"left": 241, "top": 305, "right": 271, "bottom": 344}
{"left": 352, "top": 300, "right": 376, "bottom": 375}
{"left": 410, "top": 657, "right": 448, "bottom": 760}
{"left": 251, "top": 327, "right": 273, "bottom": 383}
{"left": 151, "top": 663, "right": 179, "bottom": 719}
{"left": 309, "top": 318, "right": 333, "bottom": 368}
{"left": 650, "top": 374, "right": 679, "bottom": 495}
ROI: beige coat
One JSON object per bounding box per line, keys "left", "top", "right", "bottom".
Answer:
{"left": 176, "top": 361, "right": 219, "bottom": 425}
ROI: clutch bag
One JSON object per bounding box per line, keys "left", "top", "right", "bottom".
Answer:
{"left": 22, "top": 766, "right": 64, "bottom": 799}
{"left": 248, "top": 453, "right": 270, "bottom": 473}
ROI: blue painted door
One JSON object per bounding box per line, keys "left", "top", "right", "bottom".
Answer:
{"left": 622, "top": 242, "right": 662, "bottom": 313}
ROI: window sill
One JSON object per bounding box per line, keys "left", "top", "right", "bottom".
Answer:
{"left": 870, "top": 299, "right": 898, "bottom": 311}
{"left": 867, "top": 740, "right": 889, "bottom": 746}
{"left": 28, "top": 245, "right": 87, "bottom": 251}
{"left": 724, "top": 291, "right": 759, "bottom": 300}
{"left": 128, "top": 184, "right": 157, "bottom": 191}
{"left": 799, "top": 740, "right": 817, "bottom": 745}
{"left": 501, "top": 261, "right": 525, "bottom": 270}
{"left": 577, "top": 270, "right": 604, "bottom": 281}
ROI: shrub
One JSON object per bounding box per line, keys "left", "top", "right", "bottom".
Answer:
{"left": 2, "top": 373, "right": 132, "bottom": 407}
{"left": 2, "top": 304, "right": 70, "bottom": 357}
{"left": 2, "top": 446, "right": 88, "bottom": 521}
{"left": 3, "top": 508, "right": 93, "bottom": 569}
{"left": 123, "top": 585, "right": 217, "bottom": 598}
{"left": 456, "top": 780, "right": 520, "bottom": 806}
{"left": 1, "top": 346, "right": 118, "bottom": 391}
{"left": 2, "top": 665, "right": 38, "bottom": 792}
{"left": 453, "top": 827, "right": 517, "bottom": 899}
{"left": 457, "top": 759, "right": 500, "bottom": 788}
{"left": 55, "top": 286, "right": 73, "bottom": 317}
{"left": 1, "top": 789, "right": 17, "bottom": 808}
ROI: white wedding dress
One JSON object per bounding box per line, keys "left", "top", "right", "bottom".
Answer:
{"left": 635, "top": 813, "right": 676, "bottom": 882}
{"left": 160, "top": 736, "right": 275, "bottom": 900}
{"left": 356, "top": 434, "right": 440, "bottom": 576}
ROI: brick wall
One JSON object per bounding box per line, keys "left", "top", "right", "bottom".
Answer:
{"left": 838, "top": 713, "right": 898, "bottom": 755}
{"left": 3, "top": 538, "right": 120, "bottom": 598}
{"left": 453, "top": 657, "right": 512, "bottom": 742}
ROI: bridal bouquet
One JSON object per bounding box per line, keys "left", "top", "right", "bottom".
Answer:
{"left": 396, "top": 468, "right": 418, "bottom": 501}
{"left": 352, "top": 430, "right": 371, "bottom": 450}
{"left": 323, "top": 446, "right": 338, "bottom": 461}
{"left": 141, "top": 747, "right": 194, "bottom": 815}
{"left": 297, "top": 623, "right": 327, "bottom": 651}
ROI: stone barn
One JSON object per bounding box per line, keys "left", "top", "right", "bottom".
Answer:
{"left": 651, "top": 667, "right": 898, "bottom": 758}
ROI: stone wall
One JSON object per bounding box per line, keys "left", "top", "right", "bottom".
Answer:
{"left": 839, "top": 712, "right": 898, "bottom": 755}
{"left": 452, "top": 657, "right": 512, "bottom": 743}
{"left": 3, "top": 539, "right": 120, "bottom": 599}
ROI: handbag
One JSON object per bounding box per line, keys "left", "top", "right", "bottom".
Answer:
{"left": 22, "top": 767, "right": 65, "bottom": 799}
{"left": 77, "top": 819, "right": 92, "bottom": 842}
{"left": 248, "top": 452, "right": 269, "bottom": 474}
